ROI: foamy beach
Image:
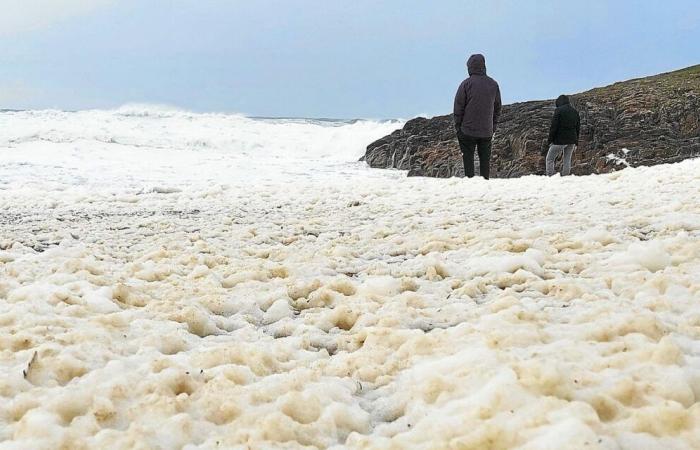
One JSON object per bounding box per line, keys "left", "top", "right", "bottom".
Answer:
{"left": 1, "top": 108, "right": 699, "bottom": 449}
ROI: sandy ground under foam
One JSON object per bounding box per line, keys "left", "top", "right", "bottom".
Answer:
{"left": 1, "top": 159, "right": 700, "bottom": 449}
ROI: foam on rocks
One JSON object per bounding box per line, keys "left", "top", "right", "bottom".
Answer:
{"left": 1, "top": 107, "right": 700, "bottom": 449}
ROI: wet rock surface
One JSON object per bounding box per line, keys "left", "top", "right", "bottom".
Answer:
{"left": 363, "top": 65, "right": 700, "bottom": 178}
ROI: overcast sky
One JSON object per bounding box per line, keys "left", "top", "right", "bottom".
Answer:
{"left": 0, "top": 0, "right": 698, "bottom": 118}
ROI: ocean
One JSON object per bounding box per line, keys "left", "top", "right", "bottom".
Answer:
{"left": 0, "top": 106, "right": 404, "bottom": 191}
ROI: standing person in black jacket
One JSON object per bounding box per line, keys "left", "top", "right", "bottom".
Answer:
{"left": 453, "top": 54, "right": 502, "bottom": 179}
{"left": 546, "top": 95, "right": 581, "bottom": 176}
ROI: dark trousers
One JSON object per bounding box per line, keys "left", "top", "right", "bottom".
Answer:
{"left": 457, "top": 132, "right": 492, "bottom": 179}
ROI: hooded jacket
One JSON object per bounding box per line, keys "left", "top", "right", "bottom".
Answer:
{"left": 453, "top": 54, "right": 502, "bottom": 138}
{"left": 548, "top": 95, "right": 581, "bottom": 145}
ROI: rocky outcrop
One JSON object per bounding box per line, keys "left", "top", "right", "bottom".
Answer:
{"left": 363, "top": 65, "right": 700, "bottom": 178}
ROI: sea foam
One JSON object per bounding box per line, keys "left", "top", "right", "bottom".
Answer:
{"left": 1, "top": 108, "right": 700, "bottom": 449}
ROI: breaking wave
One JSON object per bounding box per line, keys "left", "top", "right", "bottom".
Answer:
{"left": 0, "top": 105, "right": 404, "bottom": 189}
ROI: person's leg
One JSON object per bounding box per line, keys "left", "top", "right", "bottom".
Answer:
{"left": 545, "top": 145, "right": 563, "bottom": 176}
{"left": 458, "top": 133, "right": 477, "bottom": 178}
{"left": 561, "top": 144, "right": 575, "bottom": 176}
{"left": 476, "top": 137, "right": 492, "bottom": 179}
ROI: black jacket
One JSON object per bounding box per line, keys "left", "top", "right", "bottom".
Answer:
{"left": 548, "top": 95, "right": 581, "bottom": 145}
{"left": 453, "top": 54, "right": 502, "bottom": 138}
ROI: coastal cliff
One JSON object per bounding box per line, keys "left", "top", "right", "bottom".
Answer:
{"left": 363, "top": 65, "right": 700, "bottom": 177}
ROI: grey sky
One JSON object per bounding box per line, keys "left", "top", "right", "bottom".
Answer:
{"left": 0, "top": 0, "right": 698, "bottom": 118}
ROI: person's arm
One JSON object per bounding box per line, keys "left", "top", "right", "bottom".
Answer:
{"left": 453, "top": 82, "right": 466, "bottom": 132}
{"left": 548, "top": 109, "right": 560, "bottom": 145}
{"left": 493, "top": 85, "right": 502, "bottom": 133}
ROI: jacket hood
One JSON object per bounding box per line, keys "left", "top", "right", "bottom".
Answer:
{"left": 467, "top": 54, "right": 487, "bottom": 76}
{"left": 556, "top": 95, "right": 570, "bottom": 107}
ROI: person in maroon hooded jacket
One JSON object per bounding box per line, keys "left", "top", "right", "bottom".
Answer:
{"left": 453, "top": 54, "right": 502, "bottom": 179}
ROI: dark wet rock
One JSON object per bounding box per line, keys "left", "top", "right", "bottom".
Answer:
{"left": 364, "top": 65, "right": 700, "bottom": 178}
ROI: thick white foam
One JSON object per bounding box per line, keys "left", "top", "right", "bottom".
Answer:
{"left": 2, "top": 107, "right": 700, "bottom": 449}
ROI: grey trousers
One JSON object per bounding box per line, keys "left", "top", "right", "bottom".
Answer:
{"left": 546, "top": 144, "right": 576, "bottom": 176}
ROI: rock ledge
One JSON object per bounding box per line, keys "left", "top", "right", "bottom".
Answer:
{"left": 363, "top": 65, "right": 700, "bottom": 178}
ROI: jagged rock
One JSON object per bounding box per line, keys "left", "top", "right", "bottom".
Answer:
{"left": 363, "top": 65, "right": 700, "bottom": 178}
